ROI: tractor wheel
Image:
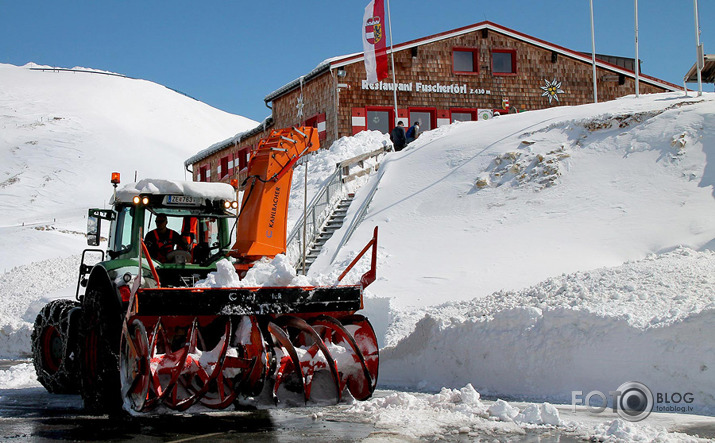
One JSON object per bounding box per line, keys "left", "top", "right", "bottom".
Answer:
{"left": 79, "top": 287, "right": 124, "bottom": 414}
{"left": 31, "top": 299, "right": 81, "bottom": 394}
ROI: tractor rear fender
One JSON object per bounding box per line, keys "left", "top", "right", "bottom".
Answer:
{"left": 84, "top": 264, "right": 123, "bottom": 309}
{"left": 79, "top": 263, "right": 125, "bottom": 413}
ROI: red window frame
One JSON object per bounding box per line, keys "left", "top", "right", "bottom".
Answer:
{"left": 237, "top": 146, "right": 250, "bottom": 171}
{"left": 304, "top": 114, "right": 318, "bottom": 128}
{"left": 199, "top": 165, "right": 209, "bottom": 182}
{"left": 219, "top": 156, "right": 229, "bottom": 179}
{"left": 491, "top": 49, "right": 517, "bottom": 76}
{"left": 450, "top": 108, "right": 478, "bottom": 122}
{"left": 366, "top": 106, "right": 396, "bottom": 132}
{"left": 452, "top": 47, "right": 479, "bottom": 75}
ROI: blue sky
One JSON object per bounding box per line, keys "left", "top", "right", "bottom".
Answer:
{"left": 1, "top": 1, "right": 712, "bottom": 122}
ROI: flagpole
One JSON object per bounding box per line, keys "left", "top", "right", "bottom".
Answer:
{"left": 386, "top": 0, "right": 398, "bottom": 126}
{"left": 694, "top": 0, "right": 703, "bottom": 97}
{"left": 589, "top": 0, "right": 598, "bottom": 103}
{"left": 634, "top": 0, "right": 640, "bottom": 98}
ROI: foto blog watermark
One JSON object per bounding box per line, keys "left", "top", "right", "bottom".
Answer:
{"left": 571, "top": 381, "right": 695, "bottom": 422}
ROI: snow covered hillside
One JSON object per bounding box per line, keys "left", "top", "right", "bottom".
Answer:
{"left": 319, "top": 93, "right": 715, "bottom": 309}
{"left": 311, "top": 92, "right": 715, "bottom": 415}
{"left": 0, "top": 62, "right": 257, "bottom": 270}
{"left": 0, "top": 62, "right": 713, "bottom": 439}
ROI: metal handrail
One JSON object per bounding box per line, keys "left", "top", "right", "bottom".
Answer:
{"left": 286, "top": 143, "right": 392, "bottom": 268}
{"left": 329, "top": 166, "right": 384, "bottom": 264}
{"left": 286, "top": 167, "right": 344, "bottom": 266}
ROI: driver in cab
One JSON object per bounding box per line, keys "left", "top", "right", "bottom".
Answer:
{"left": 144, "top": 213, "right": 188, "bottom": 263}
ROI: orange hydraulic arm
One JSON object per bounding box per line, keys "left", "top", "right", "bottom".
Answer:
{"left": 230, "top": 127, "right": 319, "bottom": 264}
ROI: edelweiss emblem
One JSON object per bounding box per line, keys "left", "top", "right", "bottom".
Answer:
{"left": 540, "top": 79, "right": 565, "bottom": 104}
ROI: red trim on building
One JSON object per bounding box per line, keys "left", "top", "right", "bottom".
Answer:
{"left": 351, "top": 107, "right": 367, "bottom": 135}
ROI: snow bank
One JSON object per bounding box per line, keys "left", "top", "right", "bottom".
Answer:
{"left": 0, "top": 363, "right": 40, "bottom": 389}
{"left": 0, "top": 255, "right": 79, "bottom": 358}
{"left": 320, "top": 93, "right": 715, "bottom": 309}
{"left": 344, "top": 386, "right": 706, "bottom": 441}
{"left": 380, "top": 248, "right": 715, "bottom": 414}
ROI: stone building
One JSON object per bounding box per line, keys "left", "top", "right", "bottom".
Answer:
{"left": 186, "top": 21, "right": 680, "bottom": 183}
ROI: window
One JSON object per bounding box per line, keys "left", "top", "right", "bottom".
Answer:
{"left": 199, "top": 166, "right": 210, "bottom": 182}
{"left": 409, "top": 109, "right": 435, "bottom": 131}
{"left": 492, "top": 50, "right": 516, "bottom": 75}
{"left": 238, "top": 148, "right": 249, "bottom": 171}
{"left": 453, "top": 48, "right": 479, "bottom": 74}
{"left": 112, "top": 206, "right": 135, "bottom": 253}
{"left": 220, "top": 156, "right": 229, "bottom": 178}
{"left": 451, "top": 109, "right": 477, "bottom": 123}
{"left": 366, "top": 107, "right": 394, "bottom": 134}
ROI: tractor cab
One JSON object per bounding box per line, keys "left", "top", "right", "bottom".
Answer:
{"left": 85, "top": 176, "right": 238, "bottom": 288}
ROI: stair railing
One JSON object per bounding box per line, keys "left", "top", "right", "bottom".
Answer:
{"left": 286, "top": 167, "right": 345, "bottom": 267}
{"left": 286, "top": 142, "right": 392, "bottom": 268}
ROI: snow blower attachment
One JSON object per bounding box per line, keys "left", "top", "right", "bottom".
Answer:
{"left": 30, "top": 128, "right": 380, "bottom": 414}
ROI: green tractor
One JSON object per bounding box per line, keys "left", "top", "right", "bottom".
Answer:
{"left": 32, "top": 163, "right": 378, "bottom": 413}
{"left": 32, "top": 178, "right": 240, "bottom": 412}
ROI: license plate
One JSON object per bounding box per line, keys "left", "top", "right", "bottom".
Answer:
{"left": 164, "top": 195, "right": 201, "bottom": 206}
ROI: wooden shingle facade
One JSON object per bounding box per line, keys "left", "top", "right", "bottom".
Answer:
{"left": 186, "top": 21, "right": 680, "bottom": 183}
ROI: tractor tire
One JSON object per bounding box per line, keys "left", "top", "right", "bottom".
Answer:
{"left": 79, "top": 286, "right": 124, "bottom": 414}
{"left": 31, "top": 299, "right": 81, "bottom": 394}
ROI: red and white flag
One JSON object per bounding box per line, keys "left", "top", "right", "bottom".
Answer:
{"left": 362, "top": 0, "right": 388, "bottom": 84}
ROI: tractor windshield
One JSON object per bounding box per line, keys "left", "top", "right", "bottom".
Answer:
{"left": 143, "top": 210, "right": 233, "bottom": 265}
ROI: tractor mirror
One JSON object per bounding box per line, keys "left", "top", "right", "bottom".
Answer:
{"left": 87, "top": 216, "right": 101, "bottom": 246}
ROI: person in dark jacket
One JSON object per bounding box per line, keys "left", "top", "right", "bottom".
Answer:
{"left": 144, "top": 213, "right": 187, "bottom": 262}
{"left": 405, "top": 121, "right": 420, "bottom": 145}
{"left": 390, "top": 121, "right": 406, "bottom": 151}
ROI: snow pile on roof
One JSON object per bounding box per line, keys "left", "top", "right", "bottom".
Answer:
{"left": 113, "top": 179, "right": 236, "bottom": 203}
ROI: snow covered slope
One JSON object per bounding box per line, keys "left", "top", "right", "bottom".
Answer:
{"left": 0, "top": 62, "right": 257, "bottom": 269}
{"left": 319, "top": 93, "right": 715, "bottom": 309}
{"left": 309, "top": 92, "right": 715, "bottom": 415}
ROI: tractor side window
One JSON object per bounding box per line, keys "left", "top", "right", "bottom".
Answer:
{"left": 114, "top": 206, "right": 134, "bottom": 252}
{"left": 198, "top": 217, "right": 220, "bottom": 247}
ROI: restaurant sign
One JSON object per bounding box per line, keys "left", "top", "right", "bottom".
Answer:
{"left": 361, "top": 80, "right": 490, "bottom": 95}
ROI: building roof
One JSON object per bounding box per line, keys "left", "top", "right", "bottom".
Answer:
{"left": 264, "top": 21, "right": 682, "bottom": 104}
{"left": 183, "top": 117, "right": 273, "bottom": 169}
{"left": 684, "top": 54, "right": 715, "bottom": 83}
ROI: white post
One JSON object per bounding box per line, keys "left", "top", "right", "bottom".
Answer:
{"left": 634, "top": 0, "right": 640, "bottom": 98}
{"left": 694, "top": 0, "right": 703, "bottom": 97}
{"left": 386, "top": 0, "right": 399, "bottom": 125}
{"left": 590, "top": 0, "right": 598, "bottom": 103}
